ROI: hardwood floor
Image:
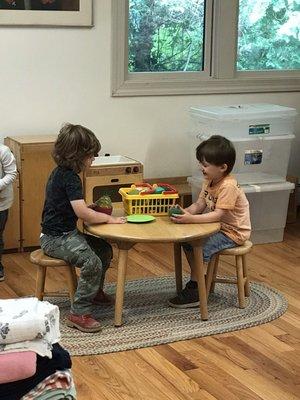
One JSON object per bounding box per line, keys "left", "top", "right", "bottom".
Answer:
{"left": 1, "top": 222, "right": 299, "bottom": 400}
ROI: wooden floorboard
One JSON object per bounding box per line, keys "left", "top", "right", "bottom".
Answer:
{"left": 1, "top": 221, "right": 299, "bottom": 400}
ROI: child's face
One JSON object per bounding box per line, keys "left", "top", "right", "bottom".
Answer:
{"left": 200, "top": 159, "right": 227, "bottom": 181}
{"left": 84, "top": 155, "right": 95, "bottom": 169}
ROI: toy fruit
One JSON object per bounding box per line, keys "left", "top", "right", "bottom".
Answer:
{"left": 154, "top": 186, "right": 165, "bottom": 194}
{"left": 94, "top": 195, "right": 113, "bottom": 215}
{"left": 128, "top": 189, "right": 140, "bottom": 195}
{"left": 168, "top": 205, "right": 184, "bottom": 217}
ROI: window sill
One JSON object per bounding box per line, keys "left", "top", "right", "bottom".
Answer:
{"left": 112, "top": 75, "right": 300, "bottom": 97}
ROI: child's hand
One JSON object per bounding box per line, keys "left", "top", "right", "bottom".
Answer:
{"left": 170, "top": 209, "right": 194, "bottom": 224}
{"left": 107, "top": 216, "right": 127, "bottom": 224}
{"left": 88, "top": 203, "right": 97, "bottom": 210}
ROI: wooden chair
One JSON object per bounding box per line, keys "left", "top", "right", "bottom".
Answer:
{"left": 30, "top": 249, "right": 78, "bottom": 304}
{"left": 206, "top": 240, "right": 253, "bottom": 308}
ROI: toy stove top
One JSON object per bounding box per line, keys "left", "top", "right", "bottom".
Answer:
{"left": 86, "top": 155, "right": 143, "bottom": 177}
{"left": 92, "top": 155, "right": 138, "bottom": 166}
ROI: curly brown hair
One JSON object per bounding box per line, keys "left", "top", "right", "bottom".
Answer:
{"left": 53, "top": 123, "right": 101, "bottom": 173}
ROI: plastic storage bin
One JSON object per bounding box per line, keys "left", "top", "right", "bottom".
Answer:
{"left": 190, "top": 134, "right": 295, "bottom": 183}
{"left": 187, "top": 176, "right": 295, "bottom": 244}
{"left": 190, "top": 103, "right": 297, "bottom": 139}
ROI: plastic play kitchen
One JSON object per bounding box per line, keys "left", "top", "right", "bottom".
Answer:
{"left": 119, "top": 183, "right": 179, "bottom": 215}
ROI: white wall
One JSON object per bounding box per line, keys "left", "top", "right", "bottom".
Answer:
{"left": 0, "top": 1, "right": 299, "bottom": 178}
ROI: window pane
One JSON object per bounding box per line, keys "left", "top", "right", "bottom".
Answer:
{"left": 237, "top": 0, "right": 300, "bottom": 71}
{"left": 128, "top": 0, "right": 205, "bottom": 72}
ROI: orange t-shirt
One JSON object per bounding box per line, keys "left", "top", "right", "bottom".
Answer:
{"left": 199, "top": 175, "right": 251, "bottom": 244}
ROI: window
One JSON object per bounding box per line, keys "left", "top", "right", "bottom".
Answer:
{"left": 111, "top": 0, "right": 300, "bottom": 96}
{"left": 238, "top": 0, "right": 300, "bottom": 71}
{"left": 128, "top": 0, "right": 205, "bottom": 72}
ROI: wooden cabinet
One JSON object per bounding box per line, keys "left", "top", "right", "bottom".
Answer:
{"left": 4, "top": 136, "right": 56, "bottom": 248}
{"left": 3, "top": 174, "right": 20, "bottom": 250}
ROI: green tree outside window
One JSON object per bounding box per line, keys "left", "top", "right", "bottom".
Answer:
{"left": 128, "top": 0, "right": 205, "bottom": 72}
{"left": 237, "top": 0, "right": 299, "bottom": 70}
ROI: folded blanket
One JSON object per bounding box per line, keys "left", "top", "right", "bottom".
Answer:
{"left": 0, "top": 337, "right": 55, "bottom": 359}
{"left": 0, "top": 343, "right": 72, "bottom": 400}
{"left": 24, "top": 390, "right": 76, "bottom": 400}
{"left": 0, "top": 351, "right": 37, "bottom": 383}
{"left": 21, "top": 369, "right": 75, "bottom": 400}
{"left": 0, "top": 298, "right": 59, "bottom": 345}
{"left": 23, "top": 387, "right": 76, "bottom": 400}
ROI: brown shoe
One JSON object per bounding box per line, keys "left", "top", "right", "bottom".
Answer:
{"left": 66, "top": 313, "right": 101, "bottom": 333}
{"left": 93, "top": 289, "right": 114, "bottom": 305}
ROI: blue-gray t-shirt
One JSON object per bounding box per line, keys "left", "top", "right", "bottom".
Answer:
{"left": 41, "top": 166, "right": 83, "bottom": 236}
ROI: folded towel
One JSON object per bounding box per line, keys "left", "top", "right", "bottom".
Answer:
{"left": 0, "top": 343, "right": 72, "bottom": 400}
{"left": 21, "top": 369, "right": 75, "bottom": 400}
{"left": 0, "top": 351, "right": 36, "bottom": 383}
{"left": 0, "top": 298, "right": 59, "bottom": 345}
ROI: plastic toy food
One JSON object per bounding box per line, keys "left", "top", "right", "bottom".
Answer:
{"left": 153, "top": 186, "right": 165, "bottom": 194}
{"left": 128, "top": 189, "right": 140, "bottom": 195}
{"left": 94, "top": 195, "right": 113, "bottom": 215}
{"left": 168, "top": 205, "right": 184, "bottom": 217}
{"left": 118, "top": 183, "right": 179, "bottom": 216}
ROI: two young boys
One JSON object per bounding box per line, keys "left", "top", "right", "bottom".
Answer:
{"left": 41, "top": 125, "right": 250, "bottom": 332}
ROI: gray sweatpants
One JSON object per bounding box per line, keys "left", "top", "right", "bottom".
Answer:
{"left": 0, "top": 209, "right": 8, "bottom": 267}
{"left": 40, "top": 229, "right": 112, "bottom": 315}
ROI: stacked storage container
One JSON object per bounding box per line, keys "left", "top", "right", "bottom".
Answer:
{"left": 187, "top": 103, "right": 298, "bottom": 244}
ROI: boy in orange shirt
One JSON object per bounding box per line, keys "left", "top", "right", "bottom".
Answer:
{"left": 169, "top": 135, "right": 251, "bottom": 308}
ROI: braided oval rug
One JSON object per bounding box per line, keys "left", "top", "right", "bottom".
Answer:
{"left": 47, "top": 276, "right": 288, "bottom": 356}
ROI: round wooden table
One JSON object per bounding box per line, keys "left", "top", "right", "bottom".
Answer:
{"left": 85, "top": 216, "right": 220, "bottom": 326}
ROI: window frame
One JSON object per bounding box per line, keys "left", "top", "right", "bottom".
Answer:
{"left": 111, "top": 0, "right": 300, "bottom": 96}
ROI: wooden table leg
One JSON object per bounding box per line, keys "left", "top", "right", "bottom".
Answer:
{"left": 191, "top": 241, "right": 208, "bottom": 321}
{"left": 173, "top": 243, "right": 182, "bottom": 294}
{"left": 114, "top": 242, "right": 134, "bottom": 327}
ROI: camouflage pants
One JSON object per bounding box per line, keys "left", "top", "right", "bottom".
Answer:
{"left": 40, "top": 229, "right": 112, "bottom": 315}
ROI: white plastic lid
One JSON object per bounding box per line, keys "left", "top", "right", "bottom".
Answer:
{"left": 190, "top": 103, "right": 298, "bottom": 120}
{"left": 187, "top": 175, "right": 295, "bottom": 193}
{"left": 242, "top": 181, "right": 294, "bottom": 194}
{"left": 195, "top": 133, "right": 295, "bottom": 142}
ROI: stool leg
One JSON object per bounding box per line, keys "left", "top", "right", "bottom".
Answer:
{"left": 174, "top": 243, "right": 182, "bottom": 294}
{"left": 210, "top": 255, "right": 219, "bottom": 293}
{"left": 206, "top": 255, "right": 217, "bottom": 295}
{"left": 242, "top": 254, "right": 250, "bottom": 297}
{"left": 36, "top": 265, "right": 46, "bottom": 301}
{"left": 236, "top": 255, "right": 245, "bottom": 308}
{"left": 66, "top": 266, "right": 78, "bottom": 305}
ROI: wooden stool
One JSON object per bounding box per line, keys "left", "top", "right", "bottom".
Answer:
{"left": 30, "top": 249, "right": 78, "bottom": 304}
{"left": 206, "top": 240, "right": 253, "bottom": 308}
